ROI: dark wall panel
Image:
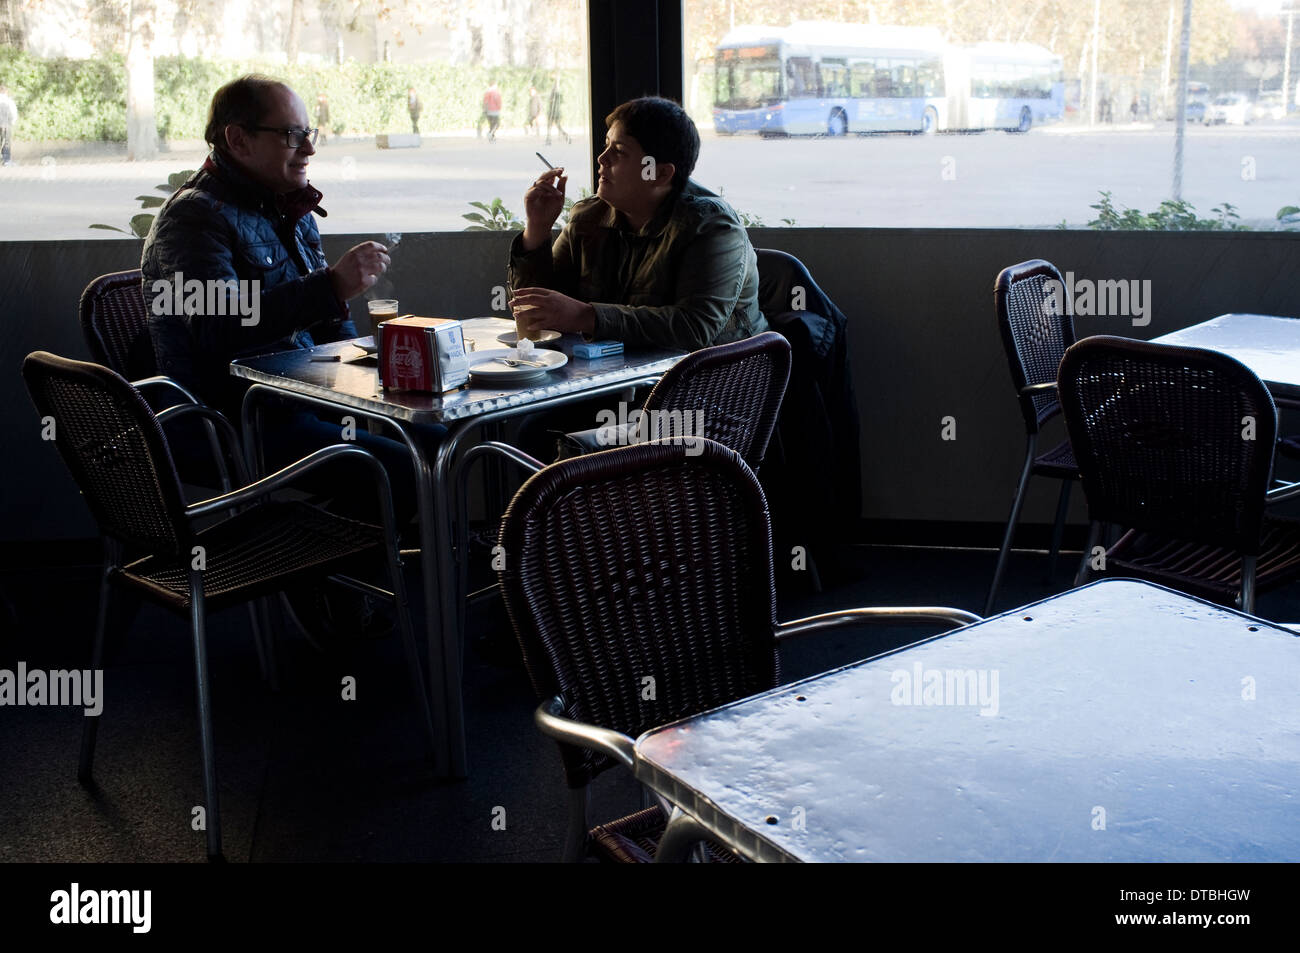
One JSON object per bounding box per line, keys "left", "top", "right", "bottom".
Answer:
{"left": 5, "top": 229, "right": 1299, "bottom": 545}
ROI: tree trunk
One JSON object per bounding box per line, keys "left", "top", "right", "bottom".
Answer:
{"left": 0, "top": 0, "right": 25, "bottom": 46}
{"left": 287, "top": 0, "right": 302, "bottom": 64}
{"left": 126, "top": 0, "right": 158, "bottom": 161}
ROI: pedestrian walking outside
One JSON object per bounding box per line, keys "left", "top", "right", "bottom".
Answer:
{"left": 525, "top": 83, "right": 542, "bottom": 136}
{"left": 407, "top": 86, "right": 422, "bottom": 135}
{"left": 316, "top": 93, "right": 330, "bottom": 144}
{"left": 0, "top": 84, "right": 17, "bottom": 166}
{"left": 479, "top": 82, "right": 502, "bottom": 142}
{"left": 545, "top": 75, "right": 570, "bottom": 145}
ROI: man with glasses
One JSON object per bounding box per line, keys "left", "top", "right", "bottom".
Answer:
{"left": 143, "top": 74, "right": 388, "bottom": 415}
{"left": 142, "top": 76, "right": 405, "bottom": 645}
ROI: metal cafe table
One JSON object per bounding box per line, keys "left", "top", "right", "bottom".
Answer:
{"left": 232, "top": 318, "right": 684, "bottom": 776}
{"left": 637, "top": 579, "right": 1300, "bottom": 862}
{"left": 1153, "top": 313, "right": 1300, "bottom": 406}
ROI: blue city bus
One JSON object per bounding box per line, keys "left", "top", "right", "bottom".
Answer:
{"left": 713, "top": 22, "right": 1064, "bottom": 136}
{"left": 953, "top": 42, "right": 1065, "bottom": 132}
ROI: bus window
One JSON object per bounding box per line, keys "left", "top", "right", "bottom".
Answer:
{"left": 821, "top": 58, "right": 849, "bottom": 97}
{"left": 894, "top": 61, "right": 917, "bottom": 98}
{"left": 786, "top": 57, "right": 820, "bottom": 98}
{"left": 849, "top": 59, "right": 875, "bottom": 97}
{"left": 917, "top": 58, "right": 944, "bottom": 97}
{"left": 875, "top": 63, "right": 894, "bottom": 97}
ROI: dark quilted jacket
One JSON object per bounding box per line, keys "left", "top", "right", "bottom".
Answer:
{"left": 141, "top": 152, "right": 354, "bottom": 410}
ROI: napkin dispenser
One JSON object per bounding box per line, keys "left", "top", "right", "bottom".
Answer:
{"left": 377, "top": 317, "right": 469, "bottom": 392}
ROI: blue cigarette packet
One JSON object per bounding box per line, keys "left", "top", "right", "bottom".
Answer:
{"left": 573, "top": 340, "right": 624, "bottom": 359}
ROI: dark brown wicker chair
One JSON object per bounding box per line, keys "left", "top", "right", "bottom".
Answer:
{"left": 497, "top": 438, "right": 979, "bottom": 862}
{"left": 22, "top": 351, "right": 438, "bottom": 860}
{"left": 79, "top": 269, "right": 203, "bottom": 411}
{"left": 1058, "top": 335, "right": 1300, "bottom": 613}
{"left": 986, "top": 259, "right": 1081, "bottom": 615}
{"left": 454, "top": 331, "right": 793, "bottom": 667}
{"left": 556, "top": 330, "right": 792, "bottom": 469}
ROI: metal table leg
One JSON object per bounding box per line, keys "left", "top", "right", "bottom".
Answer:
{"left": 240, "top": 384, "right": 453, "bottom": 776}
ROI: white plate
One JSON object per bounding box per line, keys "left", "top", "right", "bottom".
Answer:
{"left": 351, "top": 337, "right": 379, "bottom": 354}
{"left": 497, "top": 329, "right": 562, "bottom": 346}
{"left": 468, "top": 348, "right": 568, "bottom": 384}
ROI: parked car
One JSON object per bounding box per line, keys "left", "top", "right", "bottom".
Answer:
{"left": 1185, "top": 100, "right": 1207, "bottom": 123}
{"left": 1205, "top": 94, "right": 1252, "bottom": 125}
{"left": 1257, "top": 91, "right": 1287, "bottom": 121}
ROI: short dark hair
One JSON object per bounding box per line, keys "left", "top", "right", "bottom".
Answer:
{"left": 605, "top": 97, "right": 699, "bottom": 191}
{"left": 205, "top": 75, "right": 287, "bottom": 155}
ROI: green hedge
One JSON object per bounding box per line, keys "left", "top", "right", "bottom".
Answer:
{"left": 0, "top": 48, "right": 586, "bottom": 141}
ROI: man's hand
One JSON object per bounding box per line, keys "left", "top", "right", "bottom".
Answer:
{"left": 509, "top": 287, "right": 596, "bottom": 336}
{"left": 329, "top": 241, "right": 390, "bottom": 300}
{"left": 521, "top": 167, "right": 567, "bottom": 251}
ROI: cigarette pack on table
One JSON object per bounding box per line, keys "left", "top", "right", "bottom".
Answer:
{"left": 573, "top": 340, "right": 624, "bottom": 359}
{"left": 377, "top": 317, "right": 470, "bottom": 392}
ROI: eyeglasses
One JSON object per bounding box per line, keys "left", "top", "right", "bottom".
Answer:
{"left": 247, "top": 126, "right": 319, "bottom": 149}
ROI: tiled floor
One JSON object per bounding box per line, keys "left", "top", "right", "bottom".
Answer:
{"left": 2, "top": 543, "right": 1296, "bottom": 862}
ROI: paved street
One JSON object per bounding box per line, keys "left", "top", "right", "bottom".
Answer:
{"left": 2, "top": 121, "right": 1298, "bottom": 239}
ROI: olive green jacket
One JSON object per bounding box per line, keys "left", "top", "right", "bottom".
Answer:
{"left": 508, "top": 179, "right": 767, "bottom": 351}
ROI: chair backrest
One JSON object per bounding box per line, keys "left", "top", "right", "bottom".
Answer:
{"left": 22, "top": 351, "right": 190, "bottom": 556}
{"left": 79, "top": 269, "right": 157, "bottom": 380}
{"left": 498, "top": 439, "right": 781, "bottom": 788}
{"left": 995, "top": 259, "right": 1077, "bottom": 434}
{"left": 1058, "top": 335, "right": 1278, "bottom": 554}
{"left": 641, "top": 331, "right": 791, "bottom": 470}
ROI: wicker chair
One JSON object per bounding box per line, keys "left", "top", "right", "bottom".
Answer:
{"left": 1058, "top": 335, "right": 1300, "bottom": 613}
{"left": 22, "top": 351, "right": 438, "bottom": 860}
{"left": 986, "top": 259, "right": 1081, "bottom": 614}
{"left": 497, "top": 438, "right": 979, "bottom": 862}
{"left": 454, "top": 331, "right": 792, "bottom": 652}
{"left": 80, "top": 269, "right": 205, "bottom": 412}
{"left": 555, "top": 330, "right": 792, "bottom": 468}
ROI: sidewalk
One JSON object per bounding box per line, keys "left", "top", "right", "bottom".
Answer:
{"left": 11, "top": 127, "right": 586, "bottom": 162}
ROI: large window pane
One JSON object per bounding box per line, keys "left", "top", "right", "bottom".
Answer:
{"left": 0, "top": 0, "right": 590, "bottom": 240}
{"left": 684, "top": 2, "right": 1299, "bottom": 229}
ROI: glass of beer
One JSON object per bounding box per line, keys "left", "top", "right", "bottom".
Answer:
{"left": 367, "top": 298, "right": 398, "bottom": 336}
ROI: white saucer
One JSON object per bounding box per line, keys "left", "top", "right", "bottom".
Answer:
{"left": 468, "top": 348, "right": 568, "bottom": 384}
{"left": 497, "top": 329, "right": 562, "bottom": 346}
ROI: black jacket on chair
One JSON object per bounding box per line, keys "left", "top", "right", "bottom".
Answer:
{"left": 755, "top": 249, "right": 862, "bottom": 572}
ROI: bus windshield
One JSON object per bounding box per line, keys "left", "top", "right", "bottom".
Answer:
{"left": 716, "top": 46, "right": 783, "bottom": 109}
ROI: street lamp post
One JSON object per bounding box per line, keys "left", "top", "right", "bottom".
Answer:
{"left": 1172, "top": 0, "right": 1193, "bottom": 200}
{"left": 1284, "top": 3, "right": 1295, "bottom": 113}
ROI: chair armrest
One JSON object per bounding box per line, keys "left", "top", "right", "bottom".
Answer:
{"left": 1266, "top": 479, "right": 1300, "bottom": 505}
{"left": 154, "top": 403, "right": 249, "bottom": 487}
{"left": 774, "top": 606, "right": 981, "bottom": 643}
{"left": 1020, "top": 381, "right": 1058, "bottom": 398}
{"left": 185, "top": 444, "right": 392, "bottom": 521}
{"left": 131, "top": 375, "right": 203, "bottom": 408}
{"left": 534, "top": 696, "right": 635, "bottom": 771}
{"left": 462, "top": 441, "right": 546, "bottom": 477}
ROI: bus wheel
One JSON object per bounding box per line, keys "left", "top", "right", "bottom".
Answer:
{"left": 827, "top": 111, "right": 847, "bottom": 136}
{"left": 1014, "top": 107, "right": 1032, "bottom": 133}
{"left": 922, "top": 107, "right": 938, "bottom": 135}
